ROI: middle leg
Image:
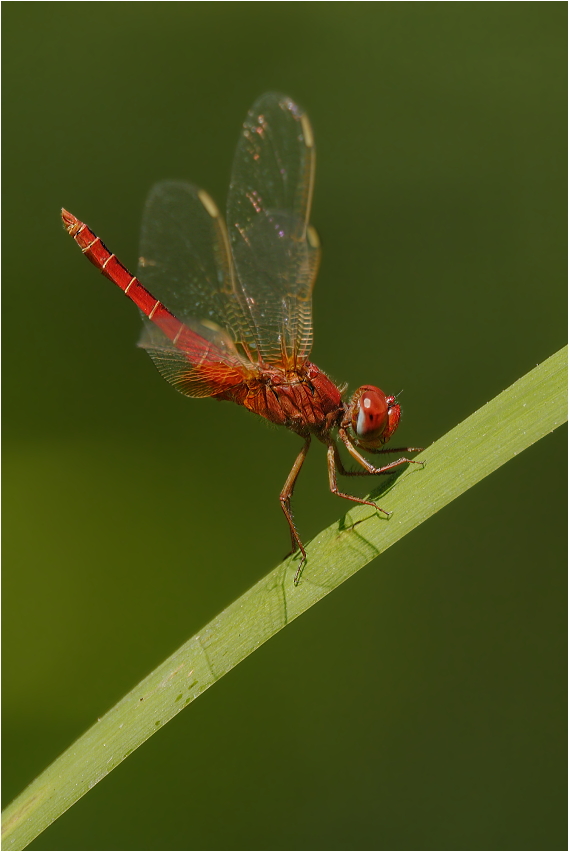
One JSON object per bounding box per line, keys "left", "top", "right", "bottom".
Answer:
{"left": 327, "top": 443, "right": 392, "bottom": 517}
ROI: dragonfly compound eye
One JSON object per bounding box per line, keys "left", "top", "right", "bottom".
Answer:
{"left": 352, "top": 385, "right": 389, "bottom": 443}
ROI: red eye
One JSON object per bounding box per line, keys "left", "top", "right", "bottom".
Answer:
{"left": 349, "top": 385, "right": 401, "bottom": 447}
{"left": 351, "top": 385, "right": 388, "bottom": 441}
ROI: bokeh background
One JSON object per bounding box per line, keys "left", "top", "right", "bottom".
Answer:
{"left": 3, "top": 4, "right": 566, "bottom": 850}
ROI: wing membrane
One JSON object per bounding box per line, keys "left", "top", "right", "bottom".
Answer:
{"left": 137, "top": 180, "right": 255, "bottom": 352}
{"left": 227, "top": 93, "right": 320, "bottom": 367}
{"left": 138, "top": 321, "right": 248, "bottom": 399}
{"left": 136, "top": 180, "right": 252, "bottom": 397}
{"left": 135, "top": 93, "right": 320, "bottom": 381}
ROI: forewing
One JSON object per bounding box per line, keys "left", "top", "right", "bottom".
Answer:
{"left": 227, "top": 93, "right": 319, "bottom": 367}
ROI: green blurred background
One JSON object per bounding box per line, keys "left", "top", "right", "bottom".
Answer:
{"left": 3, "top": 4, "right": 566, "bottom": 850}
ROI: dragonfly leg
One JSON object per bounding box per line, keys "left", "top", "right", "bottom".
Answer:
{"left": 280, "top": 436, "right": 311, "bottom": 585}
{"left": 338, "top": 428, "right": 423, "bottom": 476}
{"left": 367, "top": 445, "right": 424, "bottom": 456}
{"left": 327, "top": 444, "right": 391, "bottom": 516}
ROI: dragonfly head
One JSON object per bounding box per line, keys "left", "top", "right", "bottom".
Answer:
{"left": 347, "top": 385, "right": 401, "bottom": 449}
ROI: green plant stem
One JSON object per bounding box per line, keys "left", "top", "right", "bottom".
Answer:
{"left": 3, "top": 346, "right": 567, "bottom": 851}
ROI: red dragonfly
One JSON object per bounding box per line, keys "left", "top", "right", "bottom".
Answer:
{"left": 62, "top": 92, "right": 422, "bottom": 584}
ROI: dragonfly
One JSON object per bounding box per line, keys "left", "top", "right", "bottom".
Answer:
{"left": 62, "top": 92, "right": 422, "bottom": 585}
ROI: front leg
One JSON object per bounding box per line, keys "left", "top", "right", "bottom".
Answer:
{"left": 338, "top": 428, "right": 423, "bottom": 475}
{"left": 367, "top": 446, "right": 424, "bottom": 456}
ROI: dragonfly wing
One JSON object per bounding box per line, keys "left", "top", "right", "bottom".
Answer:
{"left": 136, "top": 180, "right": 254, "bottom": 397}
{"left": 227, "top": 93, "right": 320, "bottom": 367}
{"left": 137, "top": 180, "right": 255, "bottom": 357}
{"left": 138, "top": 321, "right": 249, "bottom": 399}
